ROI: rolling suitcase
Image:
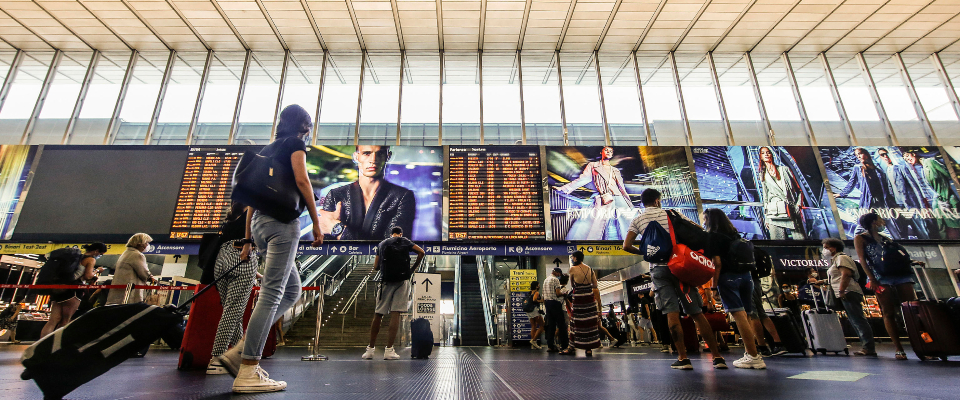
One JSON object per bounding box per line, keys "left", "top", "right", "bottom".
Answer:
{"left": 768, "top": 308, "right": 808, "bottom": 355}
{"left": 177, "top": 286, "right": 256, "bottom": 369}
{"left": 901, "top": 301, "right": 960, "bottom": 361}
{"left": 410, "top": 318, "right": 433, "bottom": 359}
{"left": 801, "top": 286, "right": 848, "bottom": 355}
{"left": 22, "top": 255, "right": 248, "bottom": 399}
{"left": 679, "top": 315, "right": 700, "bottom": 354}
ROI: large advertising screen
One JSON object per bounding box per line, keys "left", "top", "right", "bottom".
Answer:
{"left": 547, "top": 146, "right": 697, "bottom": 241}
{"left": 821, "top": 146, "right": 960, "bottom": 239}
{"left": 692, "top": 146, "right": 839, "bottom": 240}
{"left": 308, "top": 145, "right": 442, "bottom": 241}
{"left": 0, "top": 145, "right": 37, "bottom": 240}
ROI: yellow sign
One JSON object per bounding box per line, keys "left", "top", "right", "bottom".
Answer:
{"left": 0, "top": 243, "right": 126, "bottom": 255}
{"left": 61, "top": 243, "right": 126, "bottom": 255}
{"left": 509, "top": 269, "right": 538, "bottom": 292}
{"left": 576, "top": 244, "right": 634, "bottom": 256}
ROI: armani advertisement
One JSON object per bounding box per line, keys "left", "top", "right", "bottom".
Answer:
{"left": 305, "top": 145, "right": 443, "bottom": 241}
{"left": 691, "top": 146, "right": 839, "bottom": 240}
{"left": 821, "top": 146, "right": 960, "bottom": 239}
{"left": 546, "top": 146, "right": 697, "bottom": 241}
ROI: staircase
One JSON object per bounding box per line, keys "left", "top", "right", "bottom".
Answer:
{"left": 285, "top": 262, "right": 390, "bottom": 347}
{"left": 458, "top": 256, "right": 488, "bottom": 346}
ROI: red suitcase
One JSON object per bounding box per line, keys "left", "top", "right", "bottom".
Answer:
{"left": 901, "top": 300, "right": 960, "bottom": 361}
{"left": 178, "top": 285, "right": 260, "bottom": 369}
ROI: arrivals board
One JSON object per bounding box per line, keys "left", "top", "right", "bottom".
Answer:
{"left": 448, "top": 146, "right": 546, "bottom": 240}
{"left": 170, "top": 147, "right": 246, "bottom": 239}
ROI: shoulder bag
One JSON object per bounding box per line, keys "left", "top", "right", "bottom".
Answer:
{"left": 231, "top": 144, "right": 305, "bottom": 223}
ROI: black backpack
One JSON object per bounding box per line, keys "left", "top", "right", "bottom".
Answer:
{"left": 666, "top": 210, "right": 708, "bottom": 252}
{"left": 878, "top": 239, "right": 913, "bottom": 277}
{"left": 753, "top": 247, "right": 773, "bottom": 279}
{"left": 853, "top": 259, "right": 870, "bottom": 293}
{"left": 522, "top": 292, "right": 538, "bottom": 313}
{"left": 380, "top": 238, "right": 412, "bottom": 282}
{"left": 725, "top": 236, "right": 756, "bottom": 274}
{"left": 35, "top": 248, "right": 84, "bottom": 293}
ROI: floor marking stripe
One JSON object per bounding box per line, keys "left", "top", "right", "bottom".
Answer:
{"left": 470, "top": 348, "right": 525, "bottom": 400}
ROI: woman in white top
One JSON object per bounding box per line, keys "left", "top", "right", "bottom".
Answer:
{"left": 758, "top": 146, "right": 804, "bottom": 240}
{"left": 821, "top": 238, "right": 876, "bottom": 356}
{"left": 105, "top": 233, "right": 155, "bottom": 305}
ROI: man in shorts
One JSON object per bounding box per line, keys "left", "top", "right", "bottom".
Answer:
{"left": 622, "top": 189, "right": 727, "bottom": 370}
{"left": 362, "top": 227, "right": 425, "bottom": 360}
{"left": 749, "top": 276, "right": 787, "bottom": 356}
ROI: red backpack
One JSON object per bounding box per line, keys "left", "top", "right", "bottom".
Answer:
{"left": 665, "top": 217, "right": 715, "bottom": 287}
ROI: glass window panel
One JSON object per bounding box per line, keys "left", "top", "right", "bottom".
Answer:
{"left": 194, "top": 52, "right": 244, "bottom": 145}
{"left": 903, "top": 54, "right": 960, "bottom": 145}
{"left": 598, "top": 53, "right": 645, "bottom": 146}
{"left": 751, "top": 54, "right": 807, "bottom": 145}
{"left": 234, "top": 52, "right": 284, "bottom": 145}
{"left": 113, "top": 52, "right": 170, "bottom": 144}
{"left": 399, "top": 52, "right": 439, "bottom": 146}
{"left": 481, "top": 52, "right": 522, "bottom": 145}
{"left": 318, "top": 52, "right": 361, "bottom": 145}
{"left": 72, "top": 51, "right": 131, "bottom": 144}
{"left": 152, "top": 52, "right": 206, "bottom": 145}
{"left": 865, "top": 54, "right": 929, "bottom": 145}
{"left": 788, "top": 53, "right": 851, "bottom": 146}
{"left": 357, "top": 53, "right": 400, "bottom": 145}
{"left": 520, "top": 51, "right": 562, "bottom": 145}
{"left": 675, "top": 52, "right": 726, "bottom": 146}
{"left": 31, "top": 51, "right": 92, "bottom": 145}
{"left": 636, "top": 53, "right": 684, "bottom": 146}
{"left": 827, "top": 53, "right": 890, "bottom": 145}
{"left": 714, "top": 53, "right": 766, "bottom": 145}
{"left": 442, "top": 52, "right": 480, "bottom": 145}
{"left": 0, "top": 52, "right": 54, "bottom": 144}
{"left": 0, "top": 51, "right": 16, "bottom": 89}
{"left": 559, "top": 53, "right": 605, "bottom": 146}
{"left": 280, "top": 52, "right": 323, "bottom": 137}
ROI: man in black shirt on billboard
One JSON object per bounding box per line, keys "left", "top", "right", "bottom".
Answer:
{"left": 319, "top": 145, "right": 416, "bottom": 240}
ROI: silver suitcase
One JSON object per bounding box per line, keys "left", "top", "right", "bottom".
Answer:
{"left": 801, "top": 286, "right": 848, "bottom": 355}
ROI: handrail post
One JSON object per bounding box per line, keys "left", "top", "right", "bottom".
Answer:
{"left": 301, "top": 280, "right": 328, "bottom": 361}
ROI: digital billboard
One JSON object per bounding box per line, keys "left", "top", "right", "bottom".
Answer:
{"left": 309, "top": 145, "right": 442, "bottom": 241}
{"left": 0, "top": 145, "right": 37, "bottom": 240}
{"left": 691, "top": 146, "right": 839, "bottom": 240}
{"left": 821, "top": 146, "right": 960, "bottom": 239}
{"left": 547, "top": 146, "right": 697, "bottom": 241}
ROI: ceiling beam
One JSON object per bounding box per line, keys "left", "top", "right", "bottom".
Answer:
{"left": 632, "top": 0, "right": 667, "bottom": 52}
{"left": 861, "top": 0, "right": 935, "bottom": 53}
{"left": 119, "top": 0, "right": 172, "bottom": 50}
{"left": 344, "top": 0, "right": 366, "bottom": 50}
{"left": 478, "top": 0, "right": 486, "bottom": 51}
{"left": 209, "top": 0, "right": 250, "bottom": 51}
{"left": 518, "top": 0, "right": 532, "bottom": 50}
{"left": 254, "top": 0, "right": 288, "bottom": 50}
{"left": 76, "top": 0, "right": 133, "bottom": 50}
{"left": 436, "top": 0, "right": 443, "bottom": 50}
{"left": 164, "top": 0, "right": 213, "bottom": 51}
{"left": 747, "top": 0, "right": 802, "bottom": 53}
{"left": 300, "top": 0, "right": 328, "bottom": 50}
{"left": 0, "top": 7, "right": 57, "bottom": 50}
{"left": 671, "top": 0, "right": 712, "bottom": 52}
{"left": 556, "top": 0, "right": 578, "bottom": 51}
{"left": 783, "top": 0, "right": 847, "bottom": 53}
{"left": 901, "top": 10, "right": 960, "bottom": 53}
{"left": 594, "top": 0, "right": 623, "bottom": 52}
{"left": 391, "top": 0, "right": 404, "bottom": 51}
{"left": 31, "top": 0, "right": 94, "bottom": 50}
{"left": 709, "top": 0, "right": 757, "bottom": 52}
{"left": 824, "top": 0, "right": 890, "bottom": 53}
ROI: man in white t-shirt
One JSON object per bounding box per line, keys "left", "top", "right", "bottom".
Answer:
{"left": 622, "top": 188, "right": 727, "bottom": 370}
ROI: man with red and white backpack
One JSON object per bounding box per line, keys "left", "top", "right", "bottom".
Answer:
{"left": 622, "top": 189, "right": 727, "bottom": 370}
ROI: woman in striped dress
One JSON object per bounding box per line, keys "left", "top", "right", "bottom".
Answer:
{"left": 561, "top": 251, "right": 601, "bottom": 356}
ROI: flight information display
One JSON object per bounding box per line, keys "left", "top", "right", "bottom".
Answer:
{"left": 448, "top": 146, "right": 546, "bottom": 240}
{"left": 170, "top": 147, "right": 247, "bottom": 239}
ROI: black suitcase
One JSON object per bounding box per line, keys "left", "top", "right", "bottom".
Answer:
{"left": 768, "top": 308, "right": 808, "bottom": 355}
{"left": 410, "top": 317, "right": 433, "bottom": 359}
{"left": 21, "top": 256, "right": 247, "bottom": 399}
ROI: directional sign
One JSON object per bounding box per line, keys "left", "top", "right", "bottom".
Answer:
{"left": 412, "top": 273, "right": 442, "bottom": 343}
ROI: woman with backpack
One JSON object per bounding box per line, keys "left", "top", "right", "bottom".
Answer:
{"left": 854, "top": 212, "right": 916, "bottom": 360}
{"left": 702, "top": 209, "right": 766, "bottom": 369}
{"left": 525, "top": 281, "right": 545, "bottom": 349}
{"left": 40, "top": 242, "right": 108, "bottom": 337}
{"left": 821, "top": 238, "right": 875, "bottom": 356}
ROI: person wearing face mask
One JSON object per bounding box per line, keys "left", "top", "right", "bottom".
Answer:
{"left": 854, "top": 212, "right": 916, "bottom": 360}
{"left": 40, "top": 242, "right": 108, "bottom": 337}
{"left": 106, "top": 234, "right": 155, "bottom": 306}
{"left": 821, "top": 238, "right": 875, "bottom": 356}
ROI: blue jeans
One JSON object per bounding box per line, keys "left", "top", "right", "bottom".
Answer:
{"left": 717, "top": 273, "right": 754, "bottom": 314}
{"left": 840, "top": 291, "right": 875, "bottom": 352}
{"left": 242, "top": 212, "right": 302, "bottom": 361}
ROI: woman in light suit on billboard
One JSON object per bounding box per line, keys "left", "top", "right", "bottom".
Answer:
{"left": 758, "top": 146, "right": 805, "bottom": 240}
{"left": 557, "top": 147, "right": 635, "bottom": 240}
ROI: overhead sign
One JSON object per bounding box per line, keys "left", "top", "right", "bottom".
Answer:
{"left": 576, "top": 244, "right": 633, "bottom": 256}
{"left": 412, "top": 273, "right": 442, "bottom": 343}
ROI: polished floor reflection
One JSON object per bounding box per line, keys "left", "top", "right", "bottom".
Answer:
{"left": 3, "top": 343, "right": 958, "bottom": 399}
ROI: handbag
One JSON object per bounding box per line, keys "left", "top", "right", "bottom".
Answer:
{"left": 665, "top": 216, "right": 716, "bottom": 287}
{"left": 231, "top": 145, "right": 305, "bottom": 223}
{"left": 766, "top": 198, "right": 788, "bottom": 217}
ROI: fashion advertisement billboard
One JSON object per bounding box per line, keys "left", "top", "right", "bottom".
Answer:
{"left": 547, "top": 146, "right": 697, "bottom": 241}
{"left": 821, "top": 146, "right": 960, "bottom": 239}
{"left": 691, "top": 146, "right": 839, "bottom": 240}
{"left": 306, "top": 145, "right": 442, "bottom": 241}
{"left": 0, "top": 145, "right": 37, "bottom": 240}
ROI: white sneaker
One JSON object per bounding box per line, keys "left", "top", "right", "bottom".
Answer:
{"left": 531, "top": 342, "right": 542, "bottom": 350}
{"left": 206, "top": 358, "right": 228, "bottom": 375}
{"left": 362, "top": 346, "right": 376, "bottom": 360}
{"left": 218, "top": 339, "right": 244, "bottom": 377}
{"left": 384, "top": 346, "right": 400, "bottom": 360}
{"left": 732, "top": 353, "right": 767, "bottom": 369}
{"left": 232, "top": 364, "right": 286, "bottom": 393}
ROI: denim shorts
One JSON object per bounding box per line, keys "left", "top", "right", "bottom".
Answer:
{"left": 717, "top": 273, "right": 754, "bottom": 314}
{"left": 650, "top": 266, "right": 703, "bottom": 315}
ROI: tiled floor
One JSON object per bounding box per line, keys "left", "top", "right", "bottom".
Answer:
{"left": 4, "top": 343, "right": 959, "bottom": 399}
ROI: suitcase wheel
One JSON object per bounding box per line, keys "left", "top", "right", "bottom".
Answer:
{"left": 844, "top": 348, "right": 849, "bottom": 355}
{"left": 820, "top": 349, "right": 827, "bottom": 356}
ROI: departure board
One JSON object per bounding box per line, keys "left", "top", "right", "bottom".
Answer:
{"left": 170, "top": 147, "right": 246, "bottom": 239}
{"left": 448, "top": 146, "right": 546, "bottom": 240}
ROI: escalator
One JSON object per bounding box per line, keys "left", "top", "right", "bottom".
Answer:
{"left": 458, "top": 256, "right": 489, "bottom": 346}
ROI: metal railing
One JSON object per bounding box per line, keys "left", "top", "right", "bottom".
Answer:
{"left": 338, "top": 273, "right": 371, "bottom": 317}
